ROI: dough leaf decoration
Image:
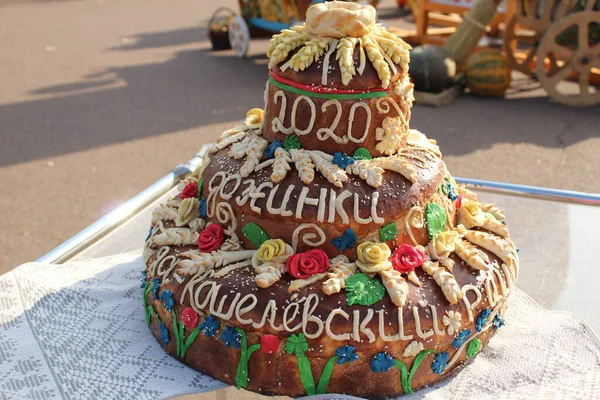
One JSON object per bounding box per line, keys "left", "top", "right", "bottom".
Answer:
{"left": 379, "top": 222, "right": 398, "bottom": 242}
{"left": 283, "top": 134, "right": 302, "bottom": 151}
{"left": 353, "top": 147, "right": 373, "bottom": 160}
{"left": 345, "top": 273, "right": 385, "bottom": 306}
{"left": 425, "top": 203, "right": 447, "bottom": 239}
{"left": 466, "top": 338, "right": 482, "bottom": 358}
{"left": 241, "top": 222, "right": 270, "bottom": 248}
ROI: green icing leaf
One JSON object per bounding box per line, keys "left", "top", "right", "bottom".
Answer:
{"left": 285, "top": 333, "right": 309, "bottom": 354}
{"left": 283, "top": 134, "right": 302, "bottom": 151}
{"left": 380, "top": 222, "right": 398, "bottom": 242}
{"left": 484, "top": 212, "right": 496, "bottom": 220}
{"left": 441, "top": 183, "right": 449, "bottom": 195}
{"left": 425, "top": 203, "right": 447, "bottom": 239}
{"left": 466, "top": 338, "right": 482, "bottom": 358}
{"left": 241, "top": 222, "right": 269, "bottom": 248}
{"left": 197, "top": 178, "right": 203, "bottom": 199}
{"left": 353, "top": 147, "right": 372, "bottom": 160}
{"left": 316, "top": 356, "right": 338, "bottom": 394}
{"left": 346, "top": 273, "right": 385, "bottom": 306}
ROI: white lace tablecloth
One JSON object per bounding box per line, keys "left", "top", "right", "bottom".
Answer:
{"left": 1, "top": 252, "right": 599, "bottom": 400}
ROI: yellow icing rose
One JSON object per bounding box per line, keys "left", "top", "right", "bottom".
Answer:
{"left": 458, "top": 199, "right": 485, "bottom": 229}
{"left": 175, "top": 198, "right": 199, "bottom": 227}
{"left": 428, "top": 230, "right": 459, "bottom": 259}
{"left": 257, "top": 239, "right": 287, "bottom": 262}
{"left": 355, "top": 241, "right": 392, "bottom": 273}
{"left": 245, "top": 108, "right": 264, "bottom": 129}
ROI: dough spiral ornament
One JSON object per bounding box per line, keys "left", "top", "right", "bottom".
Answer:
{"left": 291, "top": 223, "right": 327, "bottom": 251}
{"left": 305, "top": 2, "right": 376, "bottom": 39}
{"left": 215, "top": 201, "right": 238, "bottom": 236}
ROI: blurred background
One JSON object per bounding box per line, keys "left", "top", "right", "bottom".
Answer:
{"left": 0, "top": 0, "right": 598, "bottom": 274}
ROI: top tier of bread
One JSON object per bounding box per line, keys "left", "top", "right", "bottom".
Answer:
{"left": 262, "top": 1, "right": 414, "bottom": 157}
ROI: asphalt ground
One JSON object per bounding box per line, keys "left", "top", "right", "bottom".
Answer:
{"left": 0, "top": 0, "right": 598, "bottom": 275}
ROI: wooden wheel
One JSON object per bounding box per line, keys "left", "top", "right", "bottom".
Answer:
{"left": 504, "top": 14, "right": 540, "bottom": 77}
{"left": 228, "top": 15, "right": 250, "bottom": 58}
{"left": 536, "top": 10, "right": 600, "bottom": 106}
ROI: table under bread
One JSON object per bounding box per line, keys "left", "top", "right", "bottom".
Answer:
{"left": 2, "top": 147, "right": 599, "bottom": 399}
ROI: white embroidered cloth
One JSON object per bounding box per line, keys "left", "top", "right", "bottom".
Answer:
{"left": 1, "top": 252, "right": 599, "bottom": 400}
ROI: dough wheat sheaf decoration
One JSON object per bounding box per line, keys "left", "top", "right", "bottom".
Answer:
{"left": 142, "top": 2, "right": 518, "bottom": 397}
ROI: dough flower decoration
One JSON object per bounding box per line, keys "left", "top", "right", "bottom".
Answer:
{"left": 431, "top": 352, "right": 449, "bottom": 374}
{"left": 442, "top": 311, "right": 462, "bottom": 335}
{"left": 244, "top": 108, "right": 264, "bottom": 130}
{"left": 331, "top": 228, "right": 357, "bottom": 251}
{"left": 371, "top": 349, "right": 437, "bottom": 394}
{"left": 179, "top": 181, "right": 198, "bottom": 199}
{"left": 492, "top": 314, "right": 505, "bottom": 329}
{"left": 252, "top": 239, "right": 294, "bottom": 288}
{"left": 458, "top": 199, "right": 485, "bottom": 229}
{"left": 391, "top": 244, "right": 424, "bottom": 274}
{"left": 428, "top": 230, "right": 459, "bottom": 260}
{"left": 260, "top": 334, "right": 279, "bottom": 354}
{"left": 220, "top": 326, "right": 242, "bottom": 349}
{"left": 476, "top": 309, "right": 491, "bottom": 332}
{"left": 199, "top": 315, "right": 220, "bottom": 337}
{"left": 451, "top": 330, "right": 471, "bottom": 349}
{"left": 198, "top": 224, "right": 225, "bottom": 253}
{"left": 355, "top": 241, "right": 392, "bottom": 273}
{"left": 284, "top": 334, "right": 359, "bottom": 395}
{"left": 181, "top": 307, "right": 199, "bottom": 329}
{"left": 159, "top": 322, "right": 170, "bottom": 345}
{"left": 159, "top": 290, "right": 174, "bottom": 311}
{"left": 176, "top": 197, "right": 199, "bottom": 227}
{"left": 287, "top": 249, "right": 329, "bottom": 279}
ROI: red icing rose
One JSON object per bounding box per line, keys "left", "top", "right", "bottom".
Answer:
{"left": 198, "top": 224, "right": 224, "bottom": 253}
{"left": 456, "top": 195, "right": 463, "bottom": 210}
{"left": 181, "top": 306, "right": 199, "bottom": 329}
{"left": 260, "top": 334, "right": 279, "bottom": 354}
{"left": 391, "top": 244, "right": 424, "bottom": 274}
{"left": 287, "top": 249, "right": 329, "bottom": 279}
{"left": 180, "top": 181, "right": 198, "bottom": 199}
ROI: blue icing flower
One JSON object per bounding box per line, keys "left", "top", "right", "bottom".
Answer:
{"left": 220, "top": 326, "right": 242, "bottom": 349}
{"left": 371, "top": 352, "right": 394, "bottom": 373}
{"left": 476, "top": 309, "right": 491, "bottom": 332}
{"left": 159, "top": 322, "right": 170, "bottom": 344}
{"left": 493, "top": 314, "right": 505, "bottom": 330}
{"left": 263, "top": 140, "right": 283, "bottom": 160}
{"left": 332, "top": 152, "right": 355, "bottom": 169}
{"left": 160, "top": 290, "right": 175, "bottom": 311}
{"left": 145, "top": 227, "right": 153, "bottom": 242}
{"left": 151, "top": 278, "right": 161, "bottom": 300}
{"left": 451, "top": 330, "right": 472, "bottom": 349}
{"left": 140, "top": 271, "right": 147, "bottom": 289}
{"left": 199, "top": 198, "right": 208, "bottom": 218}
{"left": 432, "top": 352, "right": 449, "bottom": 374}
{"left": 335, "top": 345, "right": 358, "bottom": 365}
{"left": 331, "top": 228, "right": 357, "bottom": 252}
{"left": 199, "top": 315, "right": 220, "bottom": 337}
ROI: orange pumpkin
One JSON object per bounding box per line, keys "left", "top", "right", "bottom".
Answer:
{"left": 465, "top": 50, "right": 511, "bottom": 97}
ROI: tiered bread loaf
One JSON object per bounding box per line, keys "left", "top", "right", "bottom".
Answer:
{"left": 142, "top": 2, "right": 518, "bottom": 397}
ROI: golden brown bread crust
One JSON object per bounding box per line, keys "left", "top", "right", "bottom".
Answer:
{"left": 202, "top": 149, "right": 443, "bottom": 258}
{"left": 145, "top": 241, "right": 508, "bottom": 397}
{"left": 263, "top": 48, "right": 412, "bottom": 157}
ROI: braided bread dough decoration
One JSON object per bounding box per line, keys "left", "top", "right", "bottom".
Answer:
{"left": 305, "top": 1, "right": 376, "bottom": 39}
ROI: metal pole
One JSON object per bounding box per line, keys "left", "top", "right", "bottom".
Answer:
{"left": 36, "top": 145, "right": 210, "bottom": 264}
